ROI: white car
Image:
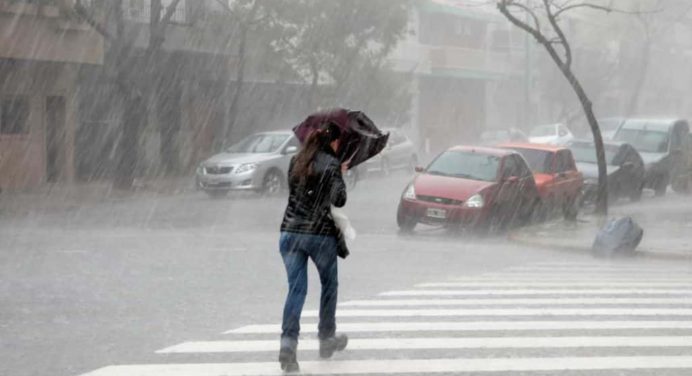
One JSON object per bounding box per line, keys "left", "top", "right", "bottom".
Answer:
{"left": 528, "top": 123, "right": 574, "bottom": 145}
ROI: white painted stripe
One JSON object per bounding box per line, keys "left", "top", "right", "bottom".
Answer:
{"left": 158, "top": 336, "right": 692, "bottom": 354}
{"left": 302, "top": 308, "right": 692, "bottom": 317}
{"left": 225, "top": 320, "right": 692, "bottom": 334}
{"left": 480, "top": 272, "right": 692, "bottom": 277}
{"left": 507, "top": 266, "right": 692, "bottom": 271}
{"left": 418, "top": 282, "right": 692, "bottom": 288}
{"left": 340, "top": 297, "right": 692, "bottom": 307}
{"left": 79, "top": 356, "right": 692, "bottom": 375}
{"left": 449, "top": 277, "right": 692, "bottom": 282}
{"left": 381, "top": 289, "right": 692, "bottom": 296}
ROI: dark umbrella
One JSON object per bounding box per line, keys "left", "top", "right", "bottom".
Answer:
{"left": 293, "top": 108, "right": 389, "bottom": 169}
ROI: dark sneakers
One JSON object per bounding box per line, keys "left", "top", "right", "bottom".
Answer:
{"left": 319, "top": 334, "right": 349, "bottom": 359}
{"left": 278, "top": 347, "right": 299, "bottom": 372}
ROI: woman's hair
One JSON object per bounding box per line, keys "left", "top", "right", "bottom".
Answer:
{"left": 292, "top": 121, "right": 341, "bottom": 181}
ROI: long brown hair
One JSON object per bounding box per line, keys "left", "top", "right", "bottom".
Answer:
{"left": 292, "top": 122, "right": 341, "bottom": 181}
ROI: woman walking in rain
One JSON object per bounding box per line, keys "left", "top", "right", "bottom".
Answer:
{"left": 278, "top": 121, "right": 348, "bottom": 372}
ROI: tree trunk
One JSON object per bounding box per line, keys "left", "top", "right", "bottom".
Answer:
{"left": 543, "top": 43, "right": 609, "bottom": 215}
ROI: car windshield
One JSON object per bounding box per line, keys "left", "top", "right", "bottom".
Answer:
{"left": 530, "top": 125, "right": 555, "bottom": 137}
{"left": 512, "top": 148, "right": 552, "bottom": 173}
{"left": 614, "top": 129, "right": 669, "bottom": 153}
{"left": 226, "top": 134, "right": 289, "bottom": 153}
{"left": 426, "top": 151, "right": 500, "bottom": 182}
{"left": 570, "top": 143, "right": 619, "bottom": 164}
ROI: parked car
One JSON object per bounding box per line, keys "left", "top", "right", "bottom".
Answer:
{"left": 612, "top": 118, "right": 690, "bottom": 196}
{"left": 196, "top": 131, "right": 300, "bottom": 197}
{"left": 528, "top": 123, "right": 575, "bottom": 145}
{"left": 479, "top": 127, "right": 528, "bottom": 145}
{"left": 362, "top": 128, "right": 417, "bottom": 175}
{"left": 396, "top": 146, "right": 540, "bottom": 233}
{"left": 597, "top": 117, "right": 627, "bottom": 140}
{"left": 568, "top": 140, "right": 646, "bottom": 204}
{"left": 499, "top": 143, "right": 583, "bottom": 220}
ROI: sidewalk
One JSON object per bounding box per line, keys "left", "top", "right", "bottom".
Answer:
{"left": 509, "top": 195, "right": 692, "bottom": 260}
{"left": 0, "top": 176, "right": 195, "bottom": 217}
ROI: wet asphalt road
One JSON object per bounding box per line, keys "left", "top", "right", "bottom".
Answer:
{"left": 2, "top": 172, "right": 692, "bottom": 376}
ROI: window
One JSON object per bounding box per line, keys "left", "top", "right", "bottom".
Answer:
{"left": 513, "top": 155, "right": 532, "bottom": 178}
{"left": 124, "top": 0, "right": 187, "bottom": 23}
{"left": 501, "top": 156, "right": 518, "bottom": 178}
{"left": 1, "top": 97, "right": 29, "bottom": 135}
{"left": 555, "top": 151, "right": 574, "bottom": 173}
{"left": 426, "top": 151, "right": 500, "bottom": 182}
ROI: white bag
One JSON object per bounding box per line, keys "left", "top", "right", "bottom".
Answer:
{"left": 331, "top": 205, "right": 356, "bottom": 241}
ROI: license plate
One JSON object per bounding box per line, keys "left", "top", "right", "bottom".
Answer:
{"left": 426, "top": 208, "right": 447, "bottom": 219}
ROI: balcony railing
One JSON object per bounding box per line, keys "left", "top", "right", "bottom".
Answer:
{"left": 428, "top": 46, "right": 515, "bottom": 74}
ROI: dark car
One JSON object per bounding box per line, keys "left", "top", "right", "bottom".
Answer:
{"left": 568, "top": 140, "right": 646, "bottom": 204}
{"left": 613, "top": 118, "right": 690, "bottom": 196}
{"left": 396, "top": 146, "right": 540, "bottom": 233}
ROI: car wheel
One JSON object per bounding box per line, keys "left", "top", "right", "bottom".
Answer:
{"left": 262, "top": 170, "right": 283, "bottom": 196}
{"left": 396, "top": 206, "right": 416, "bottom": 233}
{"left": 672, "top": 175, "right": 690, "bottom": 194}
{"left": 654, "top": 174, "right": 669, "bottom": 197}
{"left": 344, "top": 169, "right": 358, "bottom": 191}
{"left": 562, "top": 195, "right": 579, "bottom": 221}
{"left": 206, "top": 190, "right": 228, "bottom": 199}
{"left": 630, "top": 184, "right": 644, "bottom": 202}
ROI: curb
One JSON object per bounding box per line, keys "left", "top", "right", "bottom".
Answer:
{"left": 508, "top": 231, "right": 692, "bottom": 262}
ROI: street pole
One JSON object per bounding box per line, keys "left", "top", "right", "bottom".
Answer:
{"left": 523, "top": 11, "right": 532, "bottom": 129}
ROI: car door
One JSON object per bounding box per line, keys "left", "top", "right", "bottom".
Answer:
{"left": 279, "top": 136, "right": 300, "bottom": 175}
{"left": 497, "top": 155, "right": 522, "bottom": 208}
{"left": 554, "top": 149, "right": 582, "bottom": 199}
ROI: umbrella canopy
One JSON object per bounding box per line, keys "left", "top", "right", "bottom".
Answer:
{"left": 293, "top": 108, "right": 389, "bottom": 169}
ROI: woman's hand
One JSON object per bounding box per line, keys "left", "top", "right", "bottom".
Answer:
{"left": 341, "top": 162, "right": 349, "bottom": 174}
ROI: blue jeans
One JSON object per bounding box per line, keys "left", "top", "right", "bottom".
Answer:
{"left": 279, "top": 232, "right": 339, "bottom": 348}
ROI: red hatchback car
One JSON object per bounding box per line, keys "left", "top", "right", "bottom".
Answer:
{"left": 397, "top": 146, "right": 540, "bottom": 232}
{"left": 498, "top": 143, "right": 583, "bottom": 219}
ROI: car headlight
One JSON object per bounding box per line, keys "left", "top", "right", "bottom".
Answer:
{"left": 403, "top": 184, "right": 416, "bottom": 200}
{"left": 463, "top": 193, "right": 484, "bottom": 208}
{"left": 196, "top": 165, "right": 205, "bottom": 175}
{"left": 235, "top": 163, "right": 257, "bottom": 175}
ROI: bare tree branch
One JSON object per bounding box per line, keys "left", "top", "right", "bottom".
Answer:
{"left": 543, "top": 0, "right": 572, "bottom": 67}
{"left": 73, "top": 0, "right": 112, "bottom": 41}
{"left": 160, "top": 0, "right": 183, "bottom": 26}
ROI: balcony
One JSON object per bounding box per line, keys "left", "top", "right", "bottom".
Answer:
{"left": 0, "top": 0, "right": 103, "bottom": 64}
{"left": 428, "top": 46, "right": 517, "bottom": 78}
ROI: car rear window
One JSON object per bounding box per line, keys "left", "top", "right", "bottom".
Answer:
{"left": 615, "top": 129, "right": 669, "bottom": 153}
{"left": 511, "top": 148, "right": 552, "bottom": 174}
{"left": 426, "top": 151, "right": 500, "bottom": 182}
{"left": 570, "top": 143, "right": 619, "bottom": 164}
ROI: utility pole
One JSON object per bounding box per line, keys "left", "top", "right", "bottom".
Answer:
{"left": 523, "top": 11, "right": 532, "bottom": 129}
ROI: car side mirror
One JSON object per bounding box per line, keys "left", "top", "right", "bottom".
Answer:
{"left": 622, "top": 161, "right": 635, "bottom": 168}
{"left": 284, "top": 146, "right": 298, "bottom": 154}
{"left": 414, "top": 166, "right": 425, "bottom": 173}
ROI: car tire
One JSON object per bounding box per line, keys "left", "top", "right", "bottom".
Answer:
{"left": 562, "top": 195, "right": 579, "bottom": 221}
{"left": 630, "top": 184, "right": 644, "bottom": 202}
{"left": 396, "top": 211, "right": 416, "bottom": 233}
{"left": 654, "top": 174, "right": 669, "bottom": 197}
{"left": 262, "top": 170, "right": 284, "bottom": 196}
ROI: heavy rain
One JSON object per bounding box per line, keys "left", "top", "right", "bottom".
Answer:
{"left": 3, "top": 0, "right": 692, "bottom": 375}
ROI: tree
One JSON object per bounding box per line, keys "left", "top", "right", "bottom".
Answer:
{"left": 497, "top": 0, "right": 618, "bottom": 215}
{"left": 73, "top": 0, "right": 182, "bottom": 189}
{"left": 270, "top": 0, "right": 412, "bottom": 120}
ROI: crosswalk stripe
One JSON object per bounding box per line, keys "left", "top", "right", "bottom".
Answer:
{"left": 476, "top": 272, "right": 692, "bottom": 278}
{"left": 340, "top": 297, "right": 692, "bottom": 307}
{"left": 381, "top": 289, "right": 692, "bottom": 296}
{"left": 418, "top": 282, "right": 692, "bottom": 288}
{"left": 449, "top": 277, "right": 692, "bottom": 282}
{"left": 302, "top": 308, "right": 692, "bottom": 317}
{"left": 79, "top": 356, "right": 692, "bottom": 375}
{"left": 506, "top": 266, "right": 692, "bottom": 272}
{"left": 157, "top": 336, "right": 692, "bottom": 353}
{"left": 225, "top": 320, "right": 692, "bottom": 334}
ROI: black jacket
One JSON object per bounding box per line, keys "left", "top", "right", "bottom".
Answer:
{"left": 280, "top": 148, "right": 347, "bottom": 236}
